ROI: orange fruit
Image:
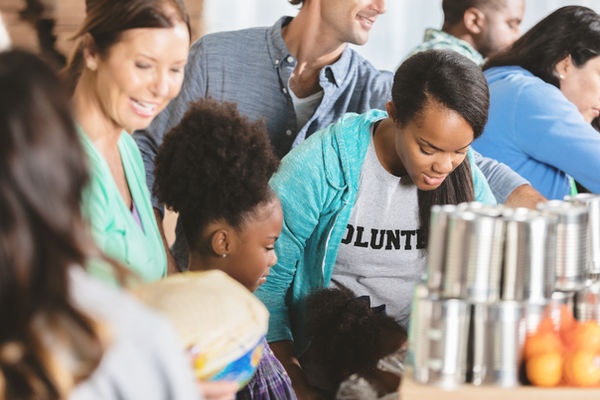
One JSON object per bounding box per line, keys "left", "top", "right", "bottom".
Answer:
{"left": 572, "top": 321, "right": 600, "bottom": 352}
{"left": 563, "top": 350, "right": 600, "bottom": 387}
{"left": 526, "top": 351, "right": 563, "bottom": 387}
{"left": 537, "top": 316, "right": 557, "bottom": 334}
{"left": 523, "top": 330, "right": 563, "bottom": 360}
{"left": 559, "top": 304, "right": 577, "bottom": 332}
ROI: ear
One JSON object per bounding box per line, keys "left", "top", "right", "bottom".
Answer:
{"left": 463, "top": 7, "right": 486, "bottom": 35}
{"left": 555, "top": 54, "right": 573, "bottom": 81}
{"left": 82, "top": 33, "right": 100, "bottom": 71}
{"left": 385, "top": 101, "right": 397, "bottom": 122}
{"left": 209, "top": 228, "right": 232, "bottom": 258}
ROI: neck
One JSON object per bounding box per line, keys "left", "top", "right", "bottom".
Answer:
{"left": 72, "top": 71, "right": 122, "bottom": 150}
{"left": 282, "top": 7, "right": 347, "bottom": 97}
{"left": 443, "top": 23, "right": 477, "bottom": 51}
{"left": 188, "top": 252, "right": 224, "bottom": 273}
{"left": 373, "top": 118, "right": 407, "bottom": 177}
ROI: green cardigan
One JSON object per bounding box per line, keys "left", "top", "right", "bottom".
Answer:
{"left": 79, "top": 127, "right": 166, "bottom": 282}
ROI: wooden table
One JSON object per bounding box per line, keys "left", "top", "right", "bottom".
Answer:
{"left": 401, "top": 374, "right": 600, "bottom": 400}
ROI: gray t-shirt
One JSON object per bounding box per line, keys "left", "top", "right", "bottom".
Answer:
{"left": 69, "top": 268, "right": 201, "bottom": 400}
{"left": 330, "top": 123, "right": 426, "bottom": 328}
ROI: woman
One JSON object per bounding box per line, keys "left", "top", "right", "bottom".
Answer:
{"left": 63, "top": 0, "right": 190, "bottom": 281}
{"left": 473, "top": 6, "right": 600, "bottom": 200}
{"left": 0, "top": 49, "right": 203, "bottom": 400}
{"left": 254, "top": 49, "right": 493, "bottom": 398}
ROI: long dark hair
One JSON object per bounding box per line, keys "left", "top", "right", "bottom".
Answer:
{"left": 484, "top": 6, "right": 600, "bottom": 88}
{"left": 392, "top": 49, "right": 490, "bottom": 241}
{"left": 62, "top": 0, "right": 190, "bottom": 92}
{"left": 0, "top": 50, "right": 103, "bottom": 399}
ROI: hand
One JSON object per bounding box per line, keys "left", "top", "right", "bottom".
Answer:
{"left": 504, "top": 184, "right": 546, "bottom": 209}
{"left": 198, "top": 381, "right": 238, "bottom": 400}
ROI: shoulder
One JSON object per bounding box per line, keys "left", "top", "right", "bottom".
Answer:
{"left": 348, "top": 48, "right": 393, "bottom": 86}
{"left": 190, "top": 26, "right": 269, "bottom": 59}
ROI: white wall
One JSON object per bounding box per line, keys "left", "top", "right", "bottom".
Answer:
{"left": 203, "top": 1, "right": 600, "bottom": 71}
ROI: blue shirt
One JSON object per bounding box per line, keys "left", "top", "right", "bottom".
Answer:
{"left": 473, "top": 66, "right": 600, "bottom": 199}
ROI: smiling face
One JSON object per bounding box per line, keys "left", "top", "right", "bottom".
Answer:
{"left": 476, "top": 0, "right": 524, "bottom": 58}
{"left": 558, "top": 55, "right": 600, "bottom": 124}
{"left": 87, "top": 23, "right": 189, "bottom": 132}
{"left": 320, "top": 0, "right": 386, "bottom": 46}
{"left": 224, "top": 198, "right": 283, "bottom": 292}
{"left": 388, "top": 100, "right": 474, "bottom": 191}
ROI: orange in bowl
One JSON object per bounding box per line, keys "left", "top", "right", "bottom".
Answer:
{"left": 526, "top": 351, "right": 563, "bottom": 387}
{"left": 563, "top": 350, "right": 600, "bottom": 387}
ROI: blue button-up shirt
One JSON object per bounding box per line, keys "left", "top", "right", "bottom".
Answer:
{"left": 134, "top": 16, "right": 393, "bottom": 210}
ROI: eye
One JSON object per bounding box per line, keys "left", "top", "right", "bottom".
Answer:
{"left": 170, "top": 67, "right": 184, "bottom": 74}
{"left": 419, "top": 146, "right": 433, "bottom": 156}
{"left": 135, "top": 62, "right": 151, "bottom": 69}
{"left": 265, "top": 247, "right": 274, "bottom": 252}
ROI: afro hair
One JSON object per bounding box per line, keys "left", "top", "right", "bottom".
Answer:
{"left": 153, "top": 98, "right": 280, "bottom": 244}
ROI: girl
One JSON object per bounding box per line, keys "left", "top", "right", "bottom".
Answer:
{"left": 153, "top": 98, "right": 296, "bottom": 399}
{"left": 254, "top": 49, "right": 494, "bottom": 398}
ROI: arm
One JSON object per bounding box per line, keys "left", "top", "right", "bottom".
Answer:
{"left": 504, "top": 183, "right": 546, "bottom": 209}
{"left": 270, "top": 341, "right": 325, "bottom": 400}
{"left": 154, "top": 208, "right": 179, "bottom": 274}
{"left": 471, "top": 149, "right": 529, "bottom": 204}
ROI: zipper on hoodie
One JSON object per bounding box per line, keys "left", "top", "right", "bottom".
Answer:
{"left": 320, "top": 202, "right": 347, "bottom": 286}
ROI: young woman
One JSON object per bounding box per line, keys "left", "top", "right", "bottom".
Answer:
{"left": 473, "top": 6, "right": 600, "bottom": 199}
{"left": 0, "top": 50, "right": 201, "bottom": 400}
{"left": 63, "top": 0, "right": 190, "bottom": 281}
{"left": 254, "top": 49, "right": 494, "bottom": 398}
{"left": 153, "top": 98, "right": 296, "bottom": 399}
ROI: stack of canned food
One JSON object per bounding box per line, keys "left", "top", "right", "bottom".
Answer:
{"left": 408, "top": 194, "right": 600, "bottom": 388}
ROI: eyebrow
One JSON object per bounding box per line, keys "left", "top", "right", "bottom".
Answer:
{"left": 418, "top": 137, "right": 471, "bottom": 152}
{"left": 136, "top": 53, "right": 187, "bottom": 65}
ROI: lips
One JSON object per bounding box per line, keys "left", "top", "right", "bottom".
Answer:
{"left": 423, "top": 173, "right": 447, "bottom": 187}
{"left": 130, "top": 98, "right": 158, "bottom": 118}
{"left": 357, "top": 14, "right": 376, "bottom": 29}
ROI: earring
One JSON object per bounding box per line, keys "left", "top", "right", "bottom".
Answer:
{"left": 221, "top": 253, "right": 227, "bottom": 258}
{"left": 87, "top": 62, "right": 97, "bottom": 71}
{"left": 559, "top": 74, "right": 565, "bottom": 80}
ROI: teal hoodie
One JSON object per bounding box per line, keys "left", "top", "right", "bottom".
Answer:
{"left": 255, "top": 110, "right": 495, "bottom": 353}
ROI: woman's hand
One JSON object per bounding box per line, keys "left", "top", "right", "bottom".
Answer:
{"left": 198, "top": 381, "right": 238, "bottom": 400}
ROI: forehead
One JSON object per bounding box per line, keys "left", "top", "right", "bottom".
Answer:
{"left": 410, "top": 102, "right": 474, "bottom": 150}
{"left": 106, "top": 25, "right": 189, "bottom": 59}
{"left": 492, "top": 0, "right": 524, "bottom": 18}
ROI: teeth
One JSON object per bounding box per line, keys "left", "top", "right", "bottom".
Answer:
{"left": 133, "top": 99, "right": 156, "bottom": 112}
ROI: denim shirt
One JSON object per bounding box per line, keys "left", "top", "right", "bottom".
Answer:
{"left": 134, "top": 16, "right": 392, "bottom": 211}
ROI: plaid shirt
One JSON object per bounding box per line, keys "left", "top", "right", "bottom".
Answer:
{"left": 237, "top": 339, "right": 297, "bottom": 400}
{"left": 406, "top": 28, "right": 484, "bottom": 66}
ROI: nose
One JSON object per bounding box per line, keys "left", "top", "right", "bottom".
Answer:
{"left": 151, "top": 70, "right": 170, "bottom": 98}
{"left": 433, "top": 153, "right": 454, "bottom": 174}
{"left": 373, "top": 0, "right": 386, "bottom": 14}
{"left": 268, "top": 250, "right": 278, "bottom": 268}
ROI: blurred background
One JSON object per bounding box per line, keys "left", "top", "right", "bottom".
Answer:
{"left": 2, "top": 1, "right": 600, "bottom": 71}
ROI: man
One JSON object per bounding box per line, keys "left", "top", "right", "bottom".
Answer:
{"left": 407, "top": 0, "right": 525, "bottom": 65}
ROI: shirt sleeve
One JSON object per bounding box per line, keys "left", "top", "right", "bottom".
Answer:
{"left": 471, "top": 149, "right": 528, "bottom": 203}
{"left": 468, "top": 149, "right": 497, "bottom": 205}
{"left": 133, "top": 40, "right": 208, "bottom": 215}
{"left": 255, "top": 128, "right": 336, "bottom": 343}
{"left": 512, "top": 82, "right": 600, "bottom": 193}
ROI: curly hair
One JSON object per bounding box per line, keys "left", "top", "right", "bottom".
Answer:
{"left": 153, "top": 98, "right": 280, "bottom": 245}
{"left": 305, "top": 288, "right": 407, "bottom": 387}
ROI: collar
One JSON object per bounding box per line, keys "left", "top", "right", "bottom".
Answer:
{"left": 423, "top": 28, "right": 484, "bottom": 65}
{"left": 266, "top": 16, "right": 353, "bottom": 87}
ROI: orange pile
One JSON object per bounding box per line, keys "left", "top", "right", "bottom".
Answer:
{"left": 524, "top": 305, "right": 600, "bottom": 387}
